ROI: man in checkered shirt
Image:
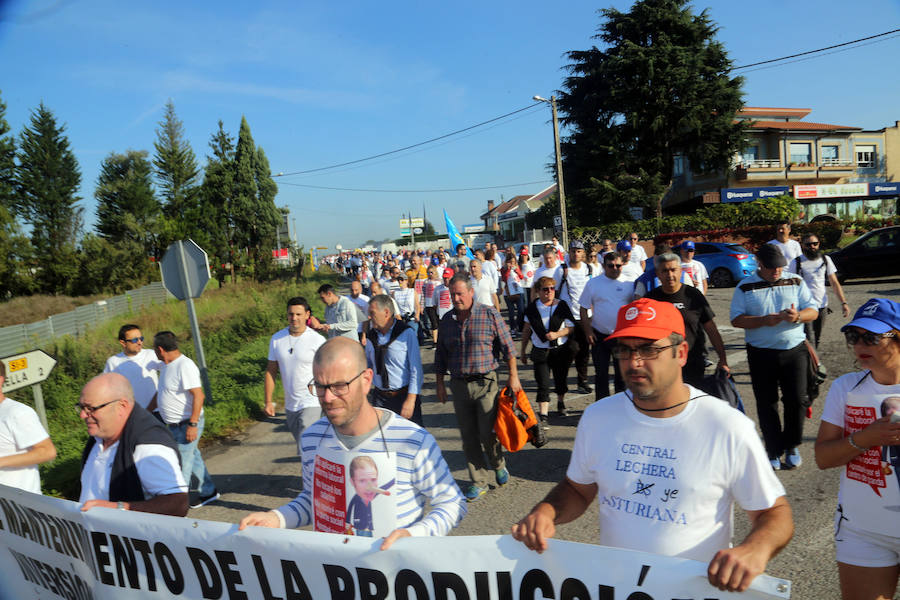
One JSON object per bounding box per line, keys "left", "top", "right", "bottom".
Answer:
{"left": 435, "top": 273, "right": 521, "bottom": 502}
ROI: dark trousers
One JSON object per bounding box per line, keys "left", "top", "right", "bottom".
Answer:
{"left": 531, "top": 344, "right": 574, "bottom": 404}
{"left": 369, "top": 387, "right": 423, "bottom": 426}
{"left": 746, "top": 342, "right": 808, "bottom": 459}
{"left": 805, "top": 307, "right": 827, "bottom": 348}
{"left": 504, "top": 294, "right": 525, "bottom": 333}
{"left": 570, "top": 322, "right": 591, "bottom": 385}
{"left": 683, "top": 355, "right": 706, "bottom": 388}
{"left": 591, "top": 329, "right": 624, "bottom": 400}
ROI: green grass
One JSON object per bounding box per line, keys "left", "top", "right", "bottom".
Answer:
{"left": 14, "top": 267, "right": 338, "bottom": 499}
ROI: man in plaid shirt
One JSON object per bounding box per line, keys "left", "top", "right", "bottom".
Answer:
{"left": 436, "top": 274, "right": 521, "bottom": 502}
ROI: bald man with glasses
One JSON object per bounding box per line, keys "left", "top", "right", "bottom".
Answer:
{"left": 239, "top": 338, "right": 465, "bottom": 549}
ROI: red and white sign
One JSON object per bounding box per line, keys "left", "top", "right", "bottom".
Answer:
{"left": 794, "top": 183, "right": 869, "bottom": 199}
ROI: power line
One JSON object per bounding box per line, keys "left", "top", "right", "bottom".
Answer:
{"left": 275, "top": 103, "right": 545, "bottom": 177}
{"left": 737, "top": 33, "right": 900, "bottom": 74}
{"left": 732, "top": 28, "right": 900, "bottom": 70}
{"left": 278, "top": 179, "right": 552, "bottom": 193}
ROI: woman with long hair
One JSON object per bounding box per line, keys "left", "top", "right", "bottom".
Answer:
{"left": 815, "top": 298, "right": 900, "bottom": 600}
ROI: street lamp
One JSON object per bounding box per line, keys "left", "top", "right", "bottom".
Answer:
{"left": 533, "top": 94, "right": 568, "bottom": 249}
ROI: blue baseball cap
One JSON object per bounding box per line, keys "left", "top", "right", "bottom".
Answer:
{"left": 616, "top": 240, "right": 632, "bottom": 252}
{"left": 681, "top": 240, "right": 695, "bottom": 250}
{"left": 842, "top": 299, "right": 900, "bottom": 334}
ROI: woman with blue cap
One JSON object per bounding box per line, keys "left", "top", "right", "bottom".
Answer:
{"left": 815, "top": 298, "right": 900, "bottom": 600}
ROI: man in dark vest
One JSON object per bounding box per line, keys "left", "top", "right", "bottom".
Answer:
{"left": 364, "top": 294, "right": 424, "bottom": 425}
{"left": 79, "top": 373, "right": 188, "bottom": 516}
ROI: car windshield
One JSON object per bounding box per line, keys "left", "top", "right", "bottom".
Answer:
{"left": 724, "top": 244, "right": 750, "bottom": 254}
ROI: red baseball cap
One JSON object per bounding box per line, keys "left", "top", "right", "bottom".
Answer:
{"left": 606, "top": 298, "right": 685, "bottom": 341}
{"left": 442, "top": 267, "right": 455, "bottom": 278}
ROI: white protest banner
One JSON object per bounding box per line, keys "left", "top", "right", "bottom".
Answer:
{"left": 0, "top": 484, "right": 790, "bottom": 599}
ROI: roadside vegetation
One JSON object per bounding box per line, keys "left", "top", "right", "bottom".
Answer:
{"left": 8, "top": 267, "right": 337, "bottom": 500}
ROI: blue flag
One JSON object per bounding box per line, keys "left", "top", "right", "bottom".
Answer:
{"left": 443, "top": 210, "right": 475, "bottom": 259}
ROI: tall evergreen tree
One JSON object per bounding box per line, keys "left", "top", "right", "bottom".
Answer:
{"left": 95, "top": 149, "right": 161, "bottom": 260}
{"left": 557, "top": 0, "right": 746, "bottom": 224}
{"left": 230, "top": 116, "right": 258, "bottom": 277}
{"left": 15, "top": 103, "right": 82, "bottom": 294}
{"left": 198, "top": 120, "right": 235, "bottom": 284}
{"left": 0, "top": 91, "right": 16, "bottom": 212}
{"left": 0, "top": 91, "right": 33, "bottom": 297}
{"left": 153, "top": 100, "right": 199, "bottom": 241}
{"left": 252, "top": 146, "right": 282, "bottom": 278}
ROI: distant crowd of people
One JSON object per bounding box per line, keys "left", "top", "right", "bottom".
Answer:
{"left": 5, "top": 222, "right": 900, "bottom": 598}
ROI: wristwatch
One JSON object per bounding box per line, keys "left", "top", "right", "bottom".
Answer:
{"left": 188, "top": 422, "right": 198, "bottom": 427}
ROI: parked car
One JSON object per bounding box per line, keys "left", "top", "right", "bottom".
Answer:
{"left": 692, "top": 242, "right": 758, "bottom": 288}
{"left": 828, "top": 225, "right": 900, "bottom": 283}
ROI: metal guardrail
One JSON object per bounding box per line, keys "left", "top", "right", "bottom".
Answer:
{"left": 0, "top": 282, "right": 171, "bottom": 356}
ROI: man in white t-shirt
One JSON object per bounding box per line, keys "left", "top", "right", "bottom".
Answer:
{"left": 469, "top": 259, "right": 500, "bottom": 311}
{"left": 431, "top": 267, "right": 455, "bottom": 320}
{"left": 532, "top": 248, "right": 563, "bottom": 301}
{"left": 788, "top": 233, "right": 851, "bottom": 347}
{"left": 265, "top": 297, "right": 327, "bottom": 454}
{"left": 513, "top": 298, "right": 793, "bottom": 594}
{"left": 561, "top": 240, "right": 594, "bottom": 395}
{"left": 347, "top": 281, "right": 371, "bottom": 341}
{"left": 103, "top": 324, "right": 165, "bottom": 409}
{"left": 678, "top": 241, "right": 709, "bottom": 294}
{"left": 767, "top": 221, "right": 802, "bottom": 264}
{"left": 150, "top": 331, "right": 219, "bottom": 509}
{"left": 579, "top": 253, "right": 635, "bottom": 400}
{"left": 626, "top": 232, "right": 647, "bottom": 270}
{"left": 616, "top": 240, "right": 644, "bottom": 281}
{"left": 79, "top": 373, "right": 187, "bottom": 516}
{"left": 0, "top": 361, "right": 56, "bottom": 494}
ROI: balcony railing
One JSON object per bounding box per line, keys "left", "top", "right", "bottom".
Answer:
{"left": 740, "top": 159, "right": 782, "bottom": 168}
{"left": 820, "top": 159, "right": 855, "bottom": 167}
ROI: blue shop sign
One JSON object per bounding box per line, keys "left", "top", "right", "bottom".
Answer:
{"left": 720, "top": 186, "right": 790, "bottom": 203}
{"left": 870, "top": 182, "right": 900, "bottom": 196}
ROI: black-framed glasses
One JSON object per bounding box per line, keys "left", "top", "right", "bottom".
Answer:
{"left": 844, "top": 330, "right": 896, "bottom": 346}
{"left": 124, "top": 336, "right": 144, "bottom": 343}
{"left": 308, "top": 369, "right": 367, "bottom": 397}
{"left": 605, "top": 263, "right": 623, "bottom": 269}
{"left": 540, "top": 286, "right": 555, "bottom": 292}
{"left": 612, "top": 343, "right": 677, "bottom": 360}
{"left": 75, "top": 399, "right": 119, "bottom": 415}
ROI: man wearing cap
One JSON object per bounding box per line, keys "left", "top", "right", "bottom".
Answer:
{"left": 560, "top": 240, "right": 594, "bottom": 395}
{"left": 512, "top": 298, "right": 793, "bottom": 594}
{"left": 616, "top": 240, "right": 644, "bottom": 281}
{"left": 679, "top": 241, "right": 709, "bottom": 294}
{"left": 731, "top": 244, "right": 818, "bottom": 470}
{"left": 580, "top": 252, "right": 635, "bottom": 400}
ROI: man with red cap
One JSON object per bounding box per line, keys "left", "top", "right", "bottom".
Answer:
{"left": 512, "top": 298, "right": 793, "bottom": 593}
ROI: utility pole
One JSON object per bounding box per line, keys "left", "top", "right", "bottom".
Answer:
{"left": 533, "top": 95, "right": 569, "bottom": 248}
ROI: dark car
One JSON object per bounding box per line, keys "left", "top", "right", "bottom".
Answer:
{"left": 828, "top": 226, "right": 900, "bottom": 283}
{"left": 692, "top": 242, "right": 758, "bottom": 288}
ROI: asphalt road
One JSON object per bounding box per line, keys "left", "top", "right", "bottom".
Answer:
{"left": 189, "top": 276, "right": 900, "bottom": 600}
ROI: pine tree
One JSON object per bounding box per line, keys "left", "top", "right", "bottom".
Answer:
{"left": 0, "top": 91, "right": 33, "bottom": 297}
{"left": 558, "top": 0, "right": 746, "bottom": 224}
{"left": 230, "top": 116, "right": 259, "bottom": 277}
{"left": 252, "top": 146, "right": 282, "bottom": 279}
{"left": 198, "top": 120, "right": 235, "bottom": 284}
{"left": 153, "top": 100, "right": 199, "bottom": 242}
{"left": 95, "top": 149, "right": 161, "bottom": 260}
{"left": 15, "top": 103, "right": 82, "bottom": 294}
{"left": 0, "top": 91, "right": 16, "bottom": 212}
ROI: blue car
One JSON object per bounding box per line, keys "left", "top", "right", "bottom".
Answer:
{"left": 692, "top": 242, "right": 758, "bottom": 288}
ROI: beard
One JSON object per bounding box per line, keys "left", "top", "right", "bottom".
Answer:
{"left": 803, "top": 248, "right": 821, "bottom": 260}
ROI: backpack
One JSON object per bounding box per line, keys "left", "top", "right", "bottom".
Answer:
{"left": 805, "top": 340, "right": 827, "bottom": 406}
{"left": 698, "top": 367, "right": 745, "bottom": 413}
{"left": 494, "top": 386, "right": 546, "bottom": 451}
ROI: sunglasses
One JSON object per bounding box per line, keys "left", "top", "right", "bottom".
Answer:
{"left": 540, "top": 286, "right": 555, "bottom": 292}
{"left": 844, "top": 330, "right": 896, "bottom": 346}
{"left": 804, "top": 242, "right": 820, "bottom": 247}
{"left": 124, "top": 336, "right": 144, "bottom": 343}
{"left": 605, "top": 263, "right": 623, "bottom": 269}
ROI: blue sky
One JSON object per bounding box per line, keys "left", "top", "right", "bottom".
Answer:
{"left": 1, "top": 0, "right": 898, "bottom": 252}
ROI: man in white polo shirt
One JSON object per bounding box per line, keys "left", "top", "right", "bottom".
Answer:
{"left": 150, "top": 331, "right": 219, "bottom": 509}
{"left": 560, "top": 240, "right": 594, "bottom": 395}
{"left": 0, "top": 361, "right": 56, "bottom": 494}
{"left": 264, "top": 297, "right": 327, "bottom": 455}
{"left": 103, "top": 323, "right": 165, "bottom": 409}
{"left": 580, "top": 252, "right": 635, "bottom": 400}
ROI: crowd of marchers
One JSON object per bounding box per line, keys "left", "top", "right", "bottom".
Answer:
{"left": 5, "top": 223, "right": 900, "bottom": 599}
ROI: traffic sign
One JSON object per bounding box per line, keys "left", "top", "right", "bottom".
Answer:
{"left": 413, "top": 227, "right": 423, "bottom": 234}
{"left": 553, "top": 215, "right": 562, "bottom": 227}
{"left": 160, "top": 240, "right": 210, "bottom": 300}
{"left": 1, "top": 350, "right": 57, "bottom": 394}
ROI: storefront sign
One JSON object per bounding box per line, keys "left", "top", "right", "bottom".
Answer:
{"left": 870, "top": 182, "right": 900, "bottom": 196}
{"left": 462, "top": 224, "right": 485, "bottom": 233}
{"left": 498, "top": 211, "right": 520, "bottom": 222}
{"left": 720, "top": 186, "right": 789, "bottom": 203}
{"left": 794, "top": 183, "right": 868, "bottom": 199}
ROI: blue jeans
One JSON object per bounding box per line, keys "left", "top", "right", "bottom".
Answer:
{"left": 168, "top": 415, "right": 216, "bottom": 496}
